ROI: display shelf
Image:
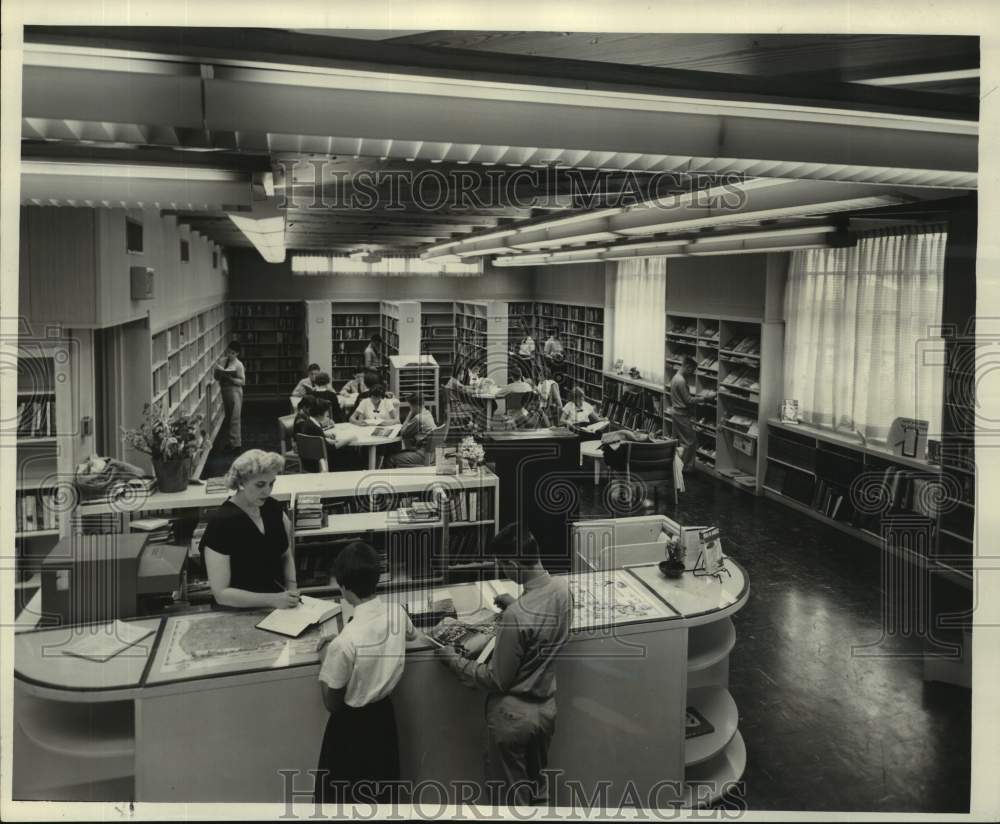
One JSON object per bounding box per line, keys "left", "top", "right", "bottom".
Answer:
{"left": 684, "top": 686, "right": 739, "bottom": 767}
{"left": 454, "top": 301, "right": 488, "bottom": 376}
{"left": 683, "top": 730, "right": 747, "bottom": 808}
{"left": 602, "top": 373, "right": 664, "bottom": 434}
{"left": 390, "top": 354, "right": 440, "bottom": 417}
{"left": 686, "top": 617, "right": 737, "bottom": 673}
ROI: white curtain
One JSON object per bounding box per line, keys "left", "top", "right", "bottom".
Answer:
{"left": 783, "top": 228, "right": 946, "bottom": 442}
{"left": 613, "top": 257, "right": 667, "bottom": 384}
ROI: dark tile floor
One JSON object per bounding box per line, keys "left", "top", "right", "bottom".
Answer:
{"left": 223, "top": 401, "right": 972, "bottom": 814}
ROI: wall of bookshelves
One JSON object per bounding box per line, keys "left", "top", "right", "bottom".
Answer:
{"left": 228, "top": 301, "right": 305, "bottom": 397}
{"left": 601, "top": 373, "right": 666, "bottom": 435}
{"left": 536, "top": 302, "right": 605, "bottom": 401}
{"left": 508, "top": 301, "right": 536, "bottom": 354}
{"left": 380, "top": 301, "right": 400, "bottom": 364}
{"left": 330, "top": 300, "right": 381, "bottom": 383}
{"left": 152, "top": 304, "right": 229, "bottom": 429}
{"left": 663, "top": 313, "right": 766, "bottom": 492}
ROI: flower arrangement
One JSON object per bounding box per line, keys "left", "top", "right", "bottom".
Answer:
{"left": 121, "top": 403, "right": 206, "bottom": 462}
{"left": 457, "top": 435, "right": 485, "bottom": 470}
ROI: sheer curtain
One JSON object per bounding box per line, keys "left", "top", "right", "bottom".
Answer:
{"left": 613, "top": 257, "right": 667, "bottom": 384}
{"left": 783, "top": 228, "right": 946, "bottom": 442}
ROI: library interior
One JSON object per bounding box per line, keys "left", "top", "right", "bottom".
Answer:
{"left": 6, "top": 25, "right": 985, "bottom": 817}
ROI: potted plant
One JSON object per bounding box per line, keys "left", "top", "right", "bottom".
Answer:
{"left": 659, "top": 535, "right": 686, "bottom": 579}
{"left": 122, "top": 403, "right": 206, "bottom": 493}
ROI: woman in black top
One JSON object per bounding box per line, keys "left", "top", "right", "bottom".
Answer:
{"left": 304, "top": 372, "right": 347, "bottom": 423}
{"left": 293, "top": 396, "right": 356, "bottom": 472}
{"left": 200, "top": 449, "right": 300, "bottom": 609}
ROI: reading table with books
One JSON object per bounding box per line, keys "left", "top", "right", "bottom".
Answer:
{"left": 13, "top": 513, "right": 747, "bottom": 807}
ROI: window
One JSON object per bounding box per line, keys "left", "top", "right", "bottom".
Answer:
{"left": 180, "top": 239, "right": 190, "bottom": 262}
{"left": 783, "top": 228, "right": 946, "bottom": 442}
{"left": 612, "top": 257, "right": 667, "bottom": 384}
{"left": 125, "top": 218, "right": 143, "bottom": 254}
{"left": 212, "top": 250, "right": 218, "bottom": 269}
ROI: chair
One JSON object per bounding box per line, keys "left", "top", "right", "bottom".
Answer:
{"left": 294, "top": 433, "right": 330, "bottom": 473}
{"left": 420, "top": 422, "right": 450, "bottom": 466}
{"left": 277, "top": 415, "right": 301, "bottom": 473}
{"left": 604, "top": 438, "right": 679, "bottom": 510}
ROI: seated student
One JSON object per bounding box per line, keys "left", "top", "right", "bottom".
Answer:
{"left": 350, "top": 383, "right": 398, "bottom": 426}
{"left": 315, "top": 541, "right": 418, "bottom": 805}
{"left": 388, "top": 393, "right": 437, "bottom": 467}
{"left": 293, "top": 396, "right": 354, "bottom": 472}
{"left": 518, "top": 334, "right": 536, "bottom": 357}
{"left": 495, "top": 368, "right": 536, "bottom": 416}
{"left": 536, "top": 366, "right": 563, "bottom": 426}
{"left": 510, "top": 393, "right": 545, "bottom": 430}
{"left": 340, "top": 370, "right": 369, "bottom": 397}
{"left": 292, "top": 364, "right": 322, "bottom": 398}
{"left": 560, "top": 386, "right": 603, "bottom": 427}
{"left": 305, "top": 373, "right": 347, "bottom": 423}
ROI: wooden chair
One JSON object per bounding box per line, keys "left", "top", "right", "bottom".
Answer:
{"left": 603, "top": 438, "right": 679, "bottom": 509}
{"left": 277, "top": 415, "right": 301, "bottom": 473}
{"left": 294, "top": 433, "right": 330, "bottom": 473}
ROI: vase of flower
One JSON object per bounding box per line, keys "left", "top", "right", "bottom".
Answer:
{"left": 457, "top": 436, "right": 485, "bottom": 474}
{"left": 122, "top": 403, "right": 206, "bottom": 494}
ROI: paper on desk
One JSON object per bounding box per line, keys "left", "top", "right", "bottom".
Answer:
{"left": 581, "top": 420, "right": 610, "bottom": 434}
{"left": 256, "top": 595, "right": 342, "bottom": 638}
{"left": 62, "top": 620, "right": 156, "bottom": 663}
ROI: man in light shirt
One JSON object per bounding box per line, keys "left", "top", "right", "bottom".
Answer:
{"left": 436, "top": 524, "right": 572, "bottom": 806}
{"left": 543, "top": 329, "right": 564, "bottom": 360}
{"left": 315, "top": 542, "right": 418, "bottom": 804}
{"left": 670, "top": 357, "right": 698, "bottom": 474}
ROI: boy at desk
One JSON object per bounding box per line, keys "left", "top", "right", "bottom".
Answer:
{"left": 315, "top": 541, "right": 418, "bottom": 804}
{"left": 293, "top": 396, "right": 355, "bottom": 472}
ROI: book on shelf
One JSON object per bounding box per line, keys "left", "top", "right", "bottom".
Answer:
{"left": 256, "top": 595, "right": 342, "bottom": 638}
{"left": 295, "top": 494, "right": 326, "bottom": 530}
{"left": 205, "top": 476, "right": 229, "bottom": 494}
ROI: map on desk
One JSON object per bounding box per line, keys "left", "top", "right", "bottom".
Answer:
{"left": 569, "top": 569, "right": 677, "bottom": 630}
{"left": 148, "top": 611, "right": 320, "bottom": 682}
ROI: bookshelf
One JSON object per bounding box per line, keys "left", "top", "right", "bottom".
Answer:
{"left": 455, "top": 301, "right": 488, "bottom": 375}
{"left": 420, "top": 301, "right": 457, "bottom": 379}
{"left": 763, "top": 420, "right": 947, "bottom": 565}
{"left": 380, "top": 301, "right": 400, "bottom": 367}
{"left": 535, "top": 301, "right": 605, "bottom": 401}
{"left": 602, "top": 373, "right": 665, "bottom": 435}
{"left": 15, "top": 352, "right": 72, "bottom": 567}
{"left": 328, "top": 301, "right": 400, "bottom": 385}
{"left": 228, "top": 301, "right": 305, "bottom": 398}
{"left": 152, "top": 304, "right": 228, "bottom": 430}
{"left": 664, "top": 313, "right": 768, "bottom": 492}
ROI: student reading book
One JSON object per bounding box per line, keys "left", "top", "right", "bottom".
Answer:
{"left": 315, "top": 541, "right": 418, "bottom": 805}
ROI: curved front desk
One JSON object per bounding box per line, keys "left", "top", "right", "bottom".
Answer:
{"left": 14, "top": 517, "right": 748, "bottom": 807}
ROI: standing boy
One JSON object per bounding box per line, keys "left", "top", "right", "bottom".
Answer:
{"left": 436, "top": 524, "right": 572, "bottom": 806}
{"left": 215, "top": 341, "right": 246, "bottom": 452}
{"left": 316, "top": 541, "right": 417, "bottom": 804}
{"left": 670, "top": 356, "right": 698, "bottom": 473}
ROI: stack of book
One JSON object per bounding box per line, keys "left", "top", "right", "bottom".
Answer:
{"left": 295, "top": 495, "right": 325, "bottom": 530}
{"left": 698, "top": 356, "right": 718, "bottom": 371}
{"left": 205, "top": 477, "right": 229, "bottom": 494}
{"left": 722, "top": 414, "right": 755, "bottom": 433}
{"left": 395, "top": 501, "right": 440, "bottom": 524}
{"left": 700, "top": 327, "right": 719, "bottom": 341}
{"left": 695, "top": 388, "right": 717, "bottom": 403}
{"left": 668, "top": 322, "right": 699, "bottom": 338}
{"left": 723, "top": 336, "right": 760, "bottom": 355}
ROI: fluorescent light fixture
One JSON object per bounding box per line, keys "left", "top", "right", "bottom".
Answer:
{"left": 856, "top": 68, "right": 980, "bottom": 87}
{"left": 420, "top": 240, "right": 462, "bottom": 259}
{"left": 291, "top": 254, "right": 482, "bottom": 276}
{"left": 688, "top": 225, "right": 837, "bottom": 247}
{"left": 473, "top": 228, "right": 517, "bottom": 243}
{"left": 455, "top": 246, "right": 515, "bottom": 257}
{"left": 227, "top": 199, "right": 286, "bottom": 264}
{"left": 22, "top": 160, "right": 245, "bottom": 182}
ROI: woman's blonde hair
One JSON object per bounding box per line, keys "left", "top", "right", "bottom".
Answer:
{"left": 224, "top": 449, "right": 285, "bottom": 490}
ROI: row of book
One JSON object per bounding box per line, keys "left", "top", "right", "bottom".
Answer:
{"left": 721, "top": 366, "right": 760, "bottom": 392}
{"left": 233, "top": 318, "right": 301, "bottom": 330}
{"left": 231, "top": 303, "right": 302, "bottom": 318}
{"left": 442, "top": 489, "right": 494, "bottom": 523}
{"left": 722, "top": 414, "right": 757, "bottom": 435}
{"left": 331, "top": 315, "right": 372, "bottom": 327}
{"left": 577, "top": 353, "right": 602, "bottom": 370}
{"left": 332, "top": 328, "right": 373, "bottom": 341}
{"left": 537, "top": 304, "right": 603, "bottom": 324}
{"left": 695, "top": 388, "right": 717, "bottom": 403}
{"left": 17, "top": 398, "right": 56, "bottom": 438}
{"left": 722, "top": 336, "right": 760, "bottom": 355}
{"left": 448, "top": 527, "right": 490, "bottom": 565}
{"left": 15, "top": 491, "right": 59, "bottom": 532}
{"left": 698, "top": 356, "right": 719, "bottom": 371}
{"left": 232, "top": 332, "right": 302, "bottom": 345}
{"left": 668, "top": 322, "right": 699, "bottom": 338}
{"left": 295, "top": 495, "right": 325, "bottom": 530}
{"left": 546, "top": 321, "right": 604, "bottom": 339}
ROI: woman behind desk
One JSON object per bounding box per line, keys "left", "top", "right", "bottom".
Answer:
{"left": 199, "top": 450, "right": 300, "bottom": 609}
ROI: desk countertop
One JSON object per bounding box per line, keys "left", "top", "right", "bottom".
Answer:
{"left": 15, "top": 563, "right": 747, "bottom": 698}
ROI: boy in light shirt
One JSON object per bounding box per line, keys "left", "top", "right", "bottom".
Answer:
{"left": 315, "top": 542, "right": 417, "bottom": 805}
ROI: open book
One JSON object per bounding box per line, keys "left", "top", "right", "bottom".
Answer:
{"left": 256, "top": 595, "right": 342, "bottom": 638}
{"left": 62, "top": 620, "right": 156, "bottom": 663}
{"left": 371, "top": 424, "right": 402, "bottom": 439}
{"left": 426, "top": 608, "right": 501, "bottom": 662}
{"left": 581, "top": 420, "right": 610, "bottom": 434}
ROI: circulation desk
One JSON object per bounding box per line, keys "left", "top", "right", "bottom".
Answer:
{"left": 13, "top": 515, "right": 748, "bottom": 808}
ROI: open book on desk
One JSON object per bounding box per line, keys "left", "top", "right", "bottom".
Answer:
{"left": 369, "top": 424, "right": 401, "bottom": 439}
{"left": 256, "top": 595, "right": 342, "bottom": 638}
{"left": 580, "top": 420, "right": 610, "bottom": 434}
